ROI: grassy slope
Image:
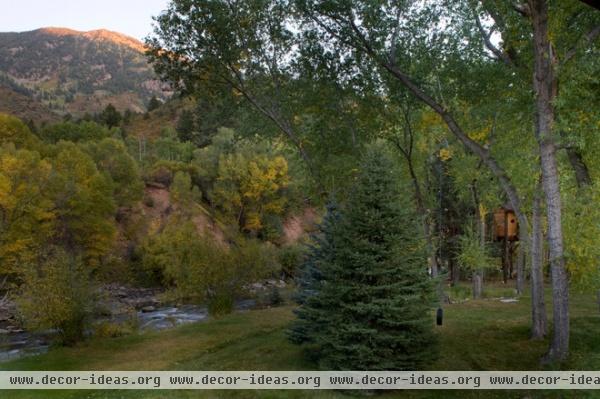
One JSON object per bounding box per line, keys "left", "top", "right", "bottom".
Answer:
{"left": 2, "top": 285, "right": 600, "bottom": 399}
{"left": 0, "top": 86, "right": 60, "bottom": 125}
{"left": 124, "top": 97, "right": 195, "bottom": 140}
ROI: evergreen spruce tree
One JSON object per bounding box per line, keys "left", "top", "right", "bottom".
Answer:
{"left": 289, "top": 200, "right": 341, "bottom": 347}
{"left": 290, "top": 144, "right": 438, "bottom": 370}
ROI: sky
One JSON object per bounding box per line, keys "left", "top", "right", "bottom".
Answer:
{"left": 1, "top": 0, "right": 170, "bottom": 40}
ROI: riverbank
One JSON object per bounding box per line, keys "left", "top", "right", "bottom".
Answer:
{"left": 0, "top": 281, "right": 282, "bottom": 361}
{"left": 1, "top": 285, "right": 599, "bottom": 398}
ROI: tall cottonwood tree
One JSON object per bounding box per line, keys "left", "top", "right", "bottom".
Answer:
{"left": 469, "top": 0, "right": 599, "bottom": 359}
{"left": 529, "top": 0, "right": 569, "bottom": 362}
{"left": 531, "top": 0, "right": 597, "bottom": 361}
{"left": 472, "top": 0, "right": 598, "bottom": 360}
{"left": 147, "top": 0, "right": 387, "bottom": 196}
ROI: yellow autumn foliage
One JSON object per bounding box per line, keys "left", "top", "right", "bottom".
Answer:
{"left": 438, "top": 147, "right": 452, "bottom": 161}
{"left": 213, "top": 152, "right": 289, "bottom": 235}
{"left": 0, "top": 149, "right": 55, "bottom": 276}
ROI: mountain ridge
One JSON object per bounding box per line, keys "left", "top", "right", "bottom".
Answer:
{"left": 32, "top": 27, "right": 147, "bottom": 52}
{"left": 0, "top": 26, "right": 169, "bottom": 119}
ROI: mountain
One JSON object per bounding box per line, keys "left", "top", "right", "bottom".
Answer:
{"left": 0, "top": 27, "right": 171, "bottom": 119}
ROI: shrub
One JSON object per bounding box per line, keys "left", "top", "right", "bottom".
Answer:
{"left": 457, "top": 227, "right": 498, "bottom": 276}
{"left": 143, "top": 223, "right": 271, "bottom": 316}
{"left": 95, "top": 254, "right": 133, "bottom": 284}
{"left": 268, "top": 286, "right": 284, "bottom": 306}
{"left": 146, "top": 160, "right": 199, "bottom": 187}
{"left": 235, "top": 239, "right": 279, "bottom": 278}
{"left": 277, "top": 244, "right": 306, "bottom": 278}
{"left": 171, "top": 171, "right": 202, "bottom": 209}
{"left": 16, "top": 249, "right": 96, "bottom": 345}
{"left": 207, "top": 293, "right": 235, "bottom": 316}
{"left": 259, "top": 214, "right": 285, "bottom": 242}
{"left": 93, "top": 320, "right": 136, "bottom": 338}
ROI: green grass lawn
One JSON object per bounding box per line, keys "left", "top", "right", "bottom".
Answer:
{"left": 2, "top": 283, "right": 600, "bottom": 399}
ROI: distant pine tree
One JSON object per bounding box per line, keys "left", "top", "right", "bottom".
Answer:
{"left": 122, "top": 109, "right": 133, "bottom": 125}
{"left": 25, "top": 119, "right": 37, "bottom": 133}
{"left": 290, "top": 144, "right": 438, "bottom": 370}
{"left": 100, "top": 103, "right": 121, "bottom": 128}
{"left": 176, "top": 110, "right": 196, "bottom": 142}
{"left": 147, "top": 96, "right": 161, "bottom": 112}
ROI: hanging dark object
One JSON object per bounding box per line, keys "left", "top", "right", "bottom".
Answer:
{"left": 436, "top": 307, "right": 443, "bottom": 326}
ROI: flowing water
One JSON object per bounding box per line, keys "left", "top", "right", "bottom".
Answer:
{"left": 0, "top": 299, "right": 256, "bottom": 362}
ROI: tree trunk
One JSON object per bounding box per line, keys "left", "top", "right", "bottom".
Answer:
{"left": 427, "top": 227, "right": 439, "bottom": 277}
{"left": 472, "top": 272, "right": 483, "bottom": 299}
{"left": 473, "top": 204, "right": 486, "bottom": 299}
{"left": 516, "top": 242, "right": 525, "bottom": 295}
{"left": 566, "top": 146, "right": 592, "bottom": 188}
{"left": 531, "top": 0, "right": 569, "bottom": 362}
{"left": 391, "top": 128, "right": 441, "bottom": 285}
{"left": 405, "top": 148, "right": 438, "bottom": 279}
{"left": 531, "top": 189, "right": 547, "bottom": 339}
{"left": 509, "top": 242, "right": 515, "bottom": 279}
{"left": 451, "top": 260, "right": 460, "bottom": 286}
{"left": 503, "top": 211, "right": 510, "bottom": 283}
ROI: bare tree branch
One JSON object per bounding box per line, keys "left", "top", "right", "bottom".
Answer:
{"left": 222, "top": 60, "right": 322, "bottom": 187}
{"left": 472, "top": 6, "right": 515, "bottom": 67}
{"left": 388, "top": 5, "right": 403, "bottom": 65}
{"left": 512, "top": 2, "right": 531, "bottom": 17}
{"left": 562, "top": 24, "right": 600, "bottom": 65}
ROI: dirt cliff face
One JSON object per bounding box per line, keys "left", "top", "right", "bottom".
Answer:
{"left": 282, "top": 208, "right": 319, "bottom": 244}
